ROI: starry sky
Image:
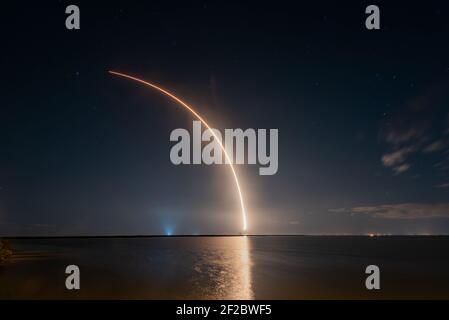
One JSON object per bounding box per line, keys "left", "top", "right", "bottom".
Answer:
{"left": 1, "top": 1, "right": 449, "bottom": 236}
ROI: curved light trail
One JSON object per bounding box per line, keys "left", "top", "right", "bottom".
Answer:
{"left": 109, "top": 71, "right": 248, "bottom": 232}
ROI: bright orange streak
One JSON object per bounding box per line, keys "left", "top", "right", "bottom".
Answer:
{"left": 109, "top": 71, "right": 248, "bottom": 231}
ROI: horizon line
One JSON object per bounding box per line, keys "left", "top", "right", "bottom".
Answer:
{"left": 2, "top": 234, "right": 449, "bottom": 239}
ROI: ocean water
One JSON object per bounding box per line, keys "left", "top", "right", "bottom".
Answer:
{"left": 0, "top": 236, "right": 448, "bottom": 299}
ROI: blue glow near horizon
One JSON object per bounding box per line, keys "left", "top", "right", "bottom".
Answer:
{"left": 164, "top": 226, "right": 174, "bottom": 236}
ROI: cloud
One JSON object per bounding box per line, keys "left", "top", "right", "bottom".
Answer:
{"left": 423, "top": 139, "right": 447, "bottom": 153}
{"left": 380, "top": 146, "right": 413, "bottom": 175}
{"left": 435, "top": 183, "right": 449, "bottom": 188}
{"left": 379, "top": 85, "right": 449, "bottom": 176}
{"left": 385, "top": 127, "right": 423, "bottom": 145}
{"left": 328, "top": 208, "right": 347, "bottom": 213}
{"left": 392, "top": 163, "right": 411, "bottom": 175}
{"left": 381, "top": 147, "right": 415, "bottom": 167}
{"left": 434, "top": 160, "right": 449, "bottom": 171}
{"left": 349, "top": 203, "right": 449, "bottom": 219}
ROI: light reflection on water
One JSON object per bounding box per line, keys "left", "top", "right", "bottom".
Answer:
{"left": 2, "top": 236, "right": 449, "bottom": 299}
{"left": 1, "top": 236, "right": 254, "bottom": 299}
{"left": 190, "top": 236, "right": 253, "bottom": 299}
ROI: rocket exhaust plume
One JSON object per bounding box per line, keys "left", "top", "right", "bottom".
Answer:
{"left": 108, "top": 71, "right": 248, "bottom": 232}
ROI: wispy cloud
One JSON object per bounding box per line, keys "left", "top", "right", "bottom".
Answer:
{"left": 423, "top": 139, "right": 448, "bottom": 153}
{"left": 435, "top": 183, "right": 449, "bottom": 189}
{"left": 381, "top": 146, "right": 415, "bottom": 167}
{"left": 385, "top": 127, "right": 423, "bottom": 145}
{"left": 379, "top": 85, "right": 449, "bottom": 176}
{"left": 346, "top": 203, "right": 449, "bottom": 219}
{"left": 328, "top": 208, "right": 347, "bottom": 213}
{"left": 392, "top": 163, "right": 411, "bottom": 175}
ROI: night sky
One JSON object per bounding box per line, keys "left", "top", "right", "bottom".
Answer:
{"left": 1, "top": 1, "right": 449, "bottom": 236}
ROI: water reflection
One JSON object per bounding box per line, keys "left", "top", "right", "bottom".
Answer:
{"left": 191, "top": 236, "right": 253, "bottom": 299}
{"left": 2, "top": 237, "right": 449, "bottom": 299}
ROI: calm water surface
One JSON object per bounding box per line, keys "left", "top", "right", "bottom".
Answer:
{"left": 1, "top": 236, "right": 448, "bottom": 299}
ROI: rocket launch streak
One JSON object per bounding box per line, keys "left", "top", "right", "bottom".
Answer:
{"left": 108, "top": 71, "right": 248, "bottom": 232}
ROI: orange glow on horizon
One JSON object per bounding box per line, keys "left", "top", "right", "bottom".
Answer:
{"left": 108, "top": 70, "right": 248, "bottom": 231}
